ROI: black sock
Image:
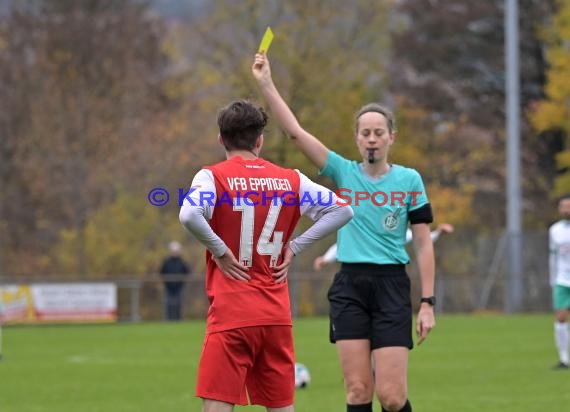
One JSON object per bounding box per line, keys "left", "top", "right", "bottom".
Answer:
{"left": 347, "top": 402, "right": 373, "bottom": 412}
{"left": 381, "top": 399, "right": 412, "bottom": 412}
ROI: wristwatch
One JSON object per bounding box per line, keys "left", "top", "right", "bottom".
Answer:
{"left": 420, "top": 296, "right": 436, "bottom": 306}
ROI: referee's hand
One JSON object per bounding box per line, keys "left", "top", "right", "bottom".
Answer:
{"left": 416, "top": 305, "right": 435, "bottom": 345}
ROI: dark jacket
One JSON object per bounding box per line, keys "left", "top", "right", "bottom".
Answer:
{"left": 160, "top": 256, "right": 191, "bottom": 293}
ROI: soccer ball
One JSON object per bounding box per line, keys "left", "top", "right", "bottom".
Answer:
{"left": 294, "top": 362, "right": 311, "bottom": 389}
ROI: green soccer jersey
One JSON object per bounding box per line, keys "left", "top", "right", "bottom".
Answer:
{"left": 319, "top": 150, "right": 429, "bottom": 265}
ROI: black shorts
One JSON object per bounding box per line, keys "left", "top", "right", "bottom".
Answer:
{"left": 327, "top": 263, "right": 413, "bottom": 350}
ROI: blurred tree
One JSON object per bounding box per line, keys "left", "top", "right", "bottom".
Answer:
{"left": 184, "top": 0, "right": 392, "bottom": 176}
{"left": 53, "top": 190, "right": 204, "bottom": 277}
{"left": 390, "top": 0, "right": 557, "bottom": 229}
{"left": 530, "top": 0, "right": 570, "bottom": 197}
{"left": 390, "top": 99, "right": 475, "bottom": 227}
{"left": 0, "top": 0, "right": 186, "bottom": 276}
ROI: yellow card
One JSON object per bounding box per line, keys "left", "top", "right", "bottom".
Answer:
{"left": 258, "top": 27, "right": 274, "bottom": 54}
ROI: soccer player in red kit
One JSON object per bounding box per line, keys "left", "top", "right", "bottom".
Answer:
{"left": 179, "top": 100, "right": 353, "bottom": 412}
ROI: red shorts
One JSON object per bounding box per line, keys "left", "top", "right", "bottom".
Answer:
{"left": 196, "top": 325, "right": 295, "bottom": 407}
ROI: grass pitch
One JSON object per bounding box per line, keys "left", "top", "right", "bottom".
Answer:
{"left": 1, "top": 315, "right": 569, "bottom": 411}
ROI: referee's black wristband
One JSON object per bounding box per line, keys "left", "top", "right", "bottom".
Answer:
{"left": 408, "top": 203, "right": 433, "bottom": 224}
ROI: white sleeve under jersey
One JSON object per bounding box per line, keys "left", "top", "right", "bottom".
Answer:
{"left": 550, "top": 220, "right": 570, "bottom": 287}
{"left": 288, "top": 171, "right": 353, "bottom": 256}
{"left": 179, "top": 169, "right": 227, "bottom": 258}
{"left": 321, "top": 243, "right": 339, "bottom": 264}
{"left": 406, "top": 227, "right": 441, "bottom": 243}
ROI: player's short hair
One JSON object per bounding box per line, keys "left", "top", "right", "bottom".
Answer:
{"left": 558, "top": 193, "right": 570, "bottom": 204}
{"left": 217, "top": 100, "right": 268, "bottom": 151}
{"left": 354, "top": 103, "right": 396, "bottom": 134}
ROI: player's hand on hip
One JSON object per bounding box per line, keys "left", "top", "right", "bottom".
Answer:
{"left": 272, "top": 246, "right": 295, "bottom": 283}
{"left": 252, "top": 53, "right": 272, "bottom": 84}
{"left": 416, "top": 305, "right": 435, "bottom": 345}
{"left": 214, "top": 249, "right": 250, "bottom": 282}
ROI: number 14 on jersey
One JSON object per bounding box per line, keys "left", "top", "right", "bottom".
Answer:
{"left": 234, "top": 202, "right": 284, "bottom": 268}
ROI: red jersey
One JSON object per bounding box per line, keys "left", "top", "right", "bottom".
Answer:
{"left": 202, "top": 157, "right": 301, "bottom": 333}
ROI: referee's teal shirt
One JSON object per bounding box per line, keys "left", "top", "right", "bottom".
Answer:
{"left": 319, "top": 151, "right": 429, "bottom": 265}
